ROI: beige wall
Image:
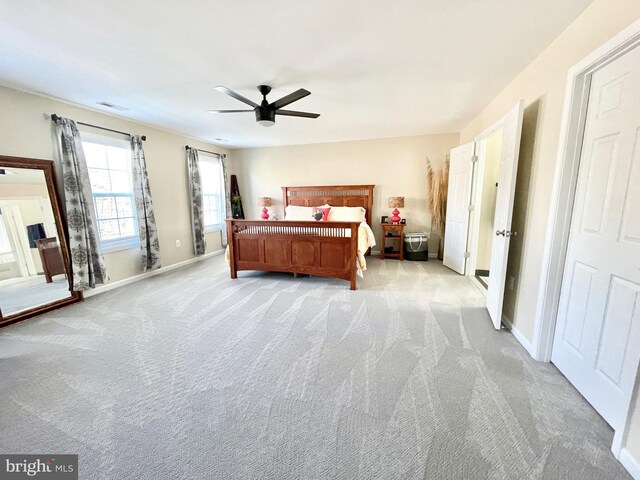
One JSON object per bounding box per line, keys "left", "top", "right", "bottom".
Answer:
{"left": 458, "top": 0, "right": 640, "bottom": 463}
{"left": 460, "top": 0, "right": 640, "bottom": 340}
{"left": 0, "top": 85, "right": 232, "bottom": 283}
{"left": 476, "top": 129, "right": 502, "bottom": 272}
{"left": 233, "top": 133, "right": 459, "bottom": 254}
{"left": 0, "top": 183, "right": 49, "bottom": 198}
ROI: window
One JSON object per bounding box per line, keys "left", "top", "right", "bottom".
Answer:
{"left": 199, "top": 154, "right": 225, "bottom": 231}
{"left": 81, "top": 133, "right": 139, "bottom": 251}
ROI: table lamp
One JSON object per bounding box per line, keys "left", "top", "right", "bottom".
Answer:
{"left": 258, "top": 197, "right": 272, "bottom": 220}
{"left": 388, "top": 196, "right": 404, "bottom": 224}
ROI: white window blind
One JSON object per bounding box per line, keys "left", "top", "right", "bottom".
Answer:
{"left": 199, "top": 153, "right": 225, "bottom": 232}
{"left": 81, "top": 133, "right": 140, "bottom": 251}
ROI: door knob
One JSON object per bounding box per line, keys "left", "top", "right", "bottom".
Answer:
{"left": 496, "top": 229, "right": 518, "bottom": 237}
{"left": 496, "top": 229, "right": 506, "bottom": 236}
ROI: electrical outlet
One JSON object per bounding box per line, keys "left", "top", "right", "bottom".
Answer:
{"left": 175, "top": 240, "right": 181, "bottom": 248}
{"left": 508, "top": 276, "right": 515, "bottom": 290}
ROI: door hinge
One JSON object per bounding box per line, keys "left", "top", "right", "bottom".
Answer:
{"left": 471, "top": 155, "right": 478, "bottom": 163}
{"left": 467, "top": 204, "right": 474, "bottom": 212}
{"left": 463, "top": 251, "right": 471, "bottom": 258}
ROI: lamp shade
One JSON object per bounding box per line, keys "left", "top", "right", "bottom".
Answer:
{"left": 258, "top": 197, "right": 272, "bottom": 207}
{"left": 388, "top": 196, "right": 405, "bottom": 208}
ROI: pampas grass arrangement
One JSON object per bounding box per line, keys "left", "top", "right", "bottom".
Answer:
{"left": 427, "top": 156, "right": 450, "bottom": 259}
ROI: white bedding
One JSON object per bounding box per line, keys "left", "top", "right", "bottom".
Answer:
{"left": 225, "top": 221, "right": 377, "bottom": 277}
{"left": 355, "top": 222, "right": 376, "bottom": 276}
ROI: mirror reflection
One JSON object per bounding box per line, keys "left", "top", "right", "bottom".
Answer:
{"left": 0, "top": 166, "right": 71, "bottom": 317}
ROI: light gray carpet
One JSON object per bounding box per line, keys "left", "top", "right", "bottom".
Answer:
{"left": 0, "top": 275, "right": 70, "bottom": 316}
{"left": 0, "top": 256, "right": 630, "bottom": 479}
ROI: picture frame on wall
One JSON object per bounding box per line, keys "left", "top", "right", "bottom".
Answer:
{"left": 381, "top": 215, "right": 389, "bottom": 224}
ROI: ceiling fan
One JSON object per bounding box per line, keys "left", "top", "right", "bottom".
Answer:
{"left": 209, "top": 85, "right": 320, "bottom": 127}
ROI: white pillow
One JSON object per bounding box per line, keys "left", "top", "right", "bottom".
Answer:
{"left": 284, "top": 205, "right": 315, "bottom": 221}
{"left": 326, "top": 206, "right": 366, "bottom": 223}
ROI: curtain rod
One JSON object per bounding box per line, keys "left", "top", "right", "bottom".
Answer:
{"left": 50, "top": 114, "right": 146, "bottom": 141}
{"left": 185, "top": 145, "right": 222, "bottom": 156}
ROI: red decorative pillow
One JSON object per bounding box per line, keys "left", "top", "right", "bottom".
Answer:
{"left": 312, "top": 206, "right": 331, "bottom": 221}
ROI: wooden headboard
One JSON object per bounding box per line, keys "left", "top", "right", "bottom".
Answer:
{"left": 282, "top": 185, "right": 375, "bottom": 225}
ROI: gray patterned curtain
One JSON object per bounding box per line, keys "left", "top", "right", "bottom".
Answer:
{"left": 131, "top": 136, "right": 161, "bottom": 271}
{"left": 186, "top": 147, "right": 206, "bottom": 255}
{"left": 220, "top": 153, "right": 231, "bottom": 247}
{"left": 54, "top": 117, "right": 109, "bottom": 291}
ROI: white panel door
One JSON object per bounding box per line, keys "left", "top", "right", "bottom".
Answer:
{"left": 486, "top": 101, "right": 525, "bottom": 328}
{"left": 552, "top": 45, "right": 640, "bottom": 430}
{"left": 443, "top": 142, "right": 475, "bottom": 274}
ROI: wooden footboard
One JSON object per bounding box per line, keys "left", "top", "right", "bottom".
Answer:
{"left": 226, "top": 219, "right": 360, "bottom": 290}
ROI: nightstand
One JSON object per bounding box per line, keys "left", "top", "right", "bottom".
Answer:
{"left": 380, "top": 223, "right": 405, "bottom": 260}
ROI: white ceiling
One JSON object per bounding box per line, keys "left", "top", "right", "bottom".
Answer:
{"left": 0, "top": 0, "right": 593, "bottom": 149}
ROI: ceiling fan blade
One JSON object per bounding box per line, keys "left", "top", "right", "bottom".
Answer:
{"left": 207, "top": 109, "right": 254, "bottom": 113}
{"left": 271, "top": 89, "right": 311, "bottom": 110}
{"left": 213, "top": 85, "right": 259, "bottom": 108}
{"left": 275, "top": 109, "right": 320, "bottom": 118}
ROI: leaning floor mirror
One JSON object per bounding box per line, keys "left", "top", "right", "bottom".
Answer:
{"left": 0, "top": 155, "right": 82, "bottom": 327}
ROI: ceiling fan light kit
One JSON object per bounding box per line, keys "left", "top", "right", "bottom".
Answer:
{"left": 211, "top": 84, "right": 320, "bottom": 127}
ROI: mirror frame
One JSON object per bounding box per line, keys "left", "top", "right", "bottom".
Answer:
{"left": 0, "top": 155, "right": 82, "bottom": 327}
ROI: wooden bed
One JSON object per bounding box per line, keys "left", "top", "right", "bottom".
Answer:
{"left": 226, "top": 185, "right": 374, "bottom": 290}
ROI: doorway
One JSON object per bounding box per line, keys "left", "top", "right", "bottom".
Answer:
{"left": 474, "top": 129, "right": 503, "bottom": 290}
{"left": 533, "top": 19, "right": 640, "bottom": 463}
{"left": 0, "top": 204, "right": 37, "bottom": 281}
{"left": 551, "top": 41, "right": 640, "bottom": 437}
{"left": 443, "top": 101, "right": 524, "bottom": 329}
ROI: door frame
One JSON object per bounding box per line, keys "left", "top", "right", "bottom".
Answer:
{"left": 1, "top": 204, "right": 37, "bottom": 277}
{"left": 448, "top": 105, "right": 523, "bottom": 279}
{"left": 532, "top": 17, "right": 640, "bottom": 458}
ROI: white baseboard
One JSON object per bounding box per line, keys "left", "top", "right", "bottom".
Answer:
{"left": 502, "top": 314, "right": 535, "bottom": 357}
{"left": 428, "top": 252, "right": 438, "bottom": 258}
{"left": 470, "top": 277, "right": 488, "bottom": 298}
{"left": 620, "top": 448, "right": 640, "bottom": 480}
{"left": 83, "top": 249, "right": 224, "bottom": 298}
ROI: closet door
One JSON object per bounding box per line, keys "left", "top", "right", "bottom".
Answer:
{"left": 552, "top": 45, "right": 640, "bottom": 429}
{"left": 443, "top": 142, "right": 475, "bottom": 274}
